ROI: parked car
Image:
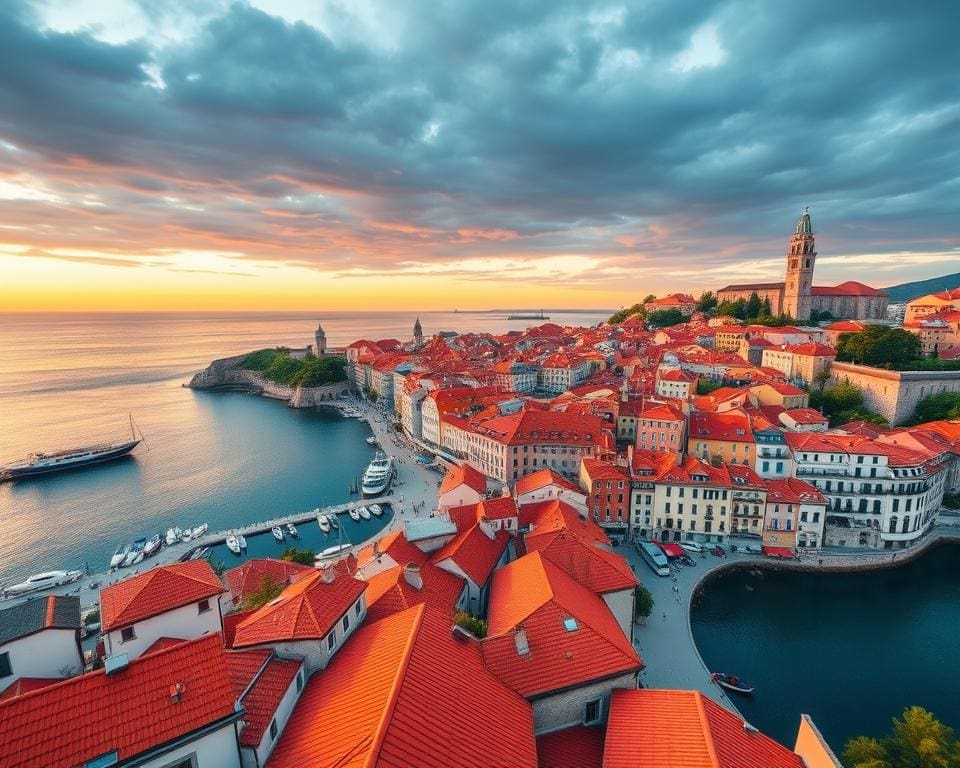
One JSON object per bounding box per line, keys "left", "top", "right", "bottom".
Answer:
{"left": 744, "top": 544, "right": 763, "bottom": 555}
{"left": 680, "top": 541, "right": 703, "bottom": 554}
{"left": 711, "top": 545, "right": 726, "bottom": 557}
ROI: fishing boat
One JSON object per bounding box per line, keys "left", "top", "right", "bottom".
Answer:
{"left": 711, "top": 672, "right": 755, "bottom": 695}
{"left": 166, "top": 527, "right": 183, "bottom": 546}
{"left": 366, "top": 436, "right": 378, "bottom": 445}
{"left": 358, "top": 506, "right": 371, "bottom": 520}
{"left": 237, "top": 534, "right": 247, "bottom": 550}
{"left": 122, "top": 538, "right": 146, "bottom": 567}
{"left": 286, "top": 523, "right": 299, "bottom": 538}
{"left": 272, "top": 526, "right": 284, "bottom": 542}
{"left": 0, "top": 415, "right": 143, "bottom": 481}
{"left": 143, "top": 534, "right": 162, "bottom": 557}
{"left": 225, "top": 535, "right": 241, "bottom": 555}
{"left": 361, "top": 452, "right": 395, "bottom": 496}
{"left": 318, "top": 515, "right": 331, "bottom": 533}
{"left": 369, "top": 503, "right": 383, "bottom": 517}
{"left": 349, "top": 507, "right": 361, "bottom": 521}
{"left": 110, "top": 545, "right": 128, "bottom": 569}
{"left": 2, "top": 569, "right": 83, "bottom": 597}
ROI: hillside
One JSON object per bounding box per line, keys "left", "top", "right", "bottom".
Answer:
{"left": 883, "top": 271, "right": 960, "bottom": 303}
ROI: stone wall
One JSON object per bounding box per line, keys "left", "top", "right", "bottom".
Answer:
{"left": 829, "top": 361, "right": 960, "bottom": 425}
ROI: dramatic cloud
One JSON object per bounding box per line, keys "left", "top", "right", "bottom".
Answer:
{"left": 2, "top": 0, "right": 959, "bottom": 307}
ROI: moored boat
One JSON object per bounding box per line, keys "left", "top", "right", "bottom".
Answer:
{"left": 369, "top": 503, "right": 383, "bottom": 517}
{"left": 366, "top": 436, "right": 378, "bottom": 445}
{"left": 3, "top": 569, "right": 83, "bottom": 597}
{"left": 361, "top": 452, "right": 395, "bottom": 496}
{"left": 166, "top": 527, "right": 182, "bottom": 546}
{"left": 358, "top": 506, "right": 371, "bottom": 520}
{"left": 712, "top": 672, "right": 755, "bottom": 695}
{"left": 143, "top": 534, "right": 162, "bottom": 557}
{"left": 225, "top": 535, "right": 241, "bottom": 554}
{"left": 272, "top": 526, "right": 284, "bottom": 542}
{"left": 286, "top": 523, "right": 298, "bottom": 538}
{"left": 122, "top": 538, "right": 146, "bottom": 567}
{"left": 349, "top": 508, "right": 361, "bottom": 521}
{"left": 316, "top": 543, "right": 352, "bottom": 563}
{"left": 328, "top": 513, "right": 339, "bottom": 529}
{"left": 190, "top": 523, "right": 209, "bottom": 540}
{"left": 110, "top": 546, "right": 128, "bottom": 569}
{"left": 237, "top": 534, "right": 247, "bottom": 549}
{"left": 318, "top": 515, "right": 331, "bottom": 533}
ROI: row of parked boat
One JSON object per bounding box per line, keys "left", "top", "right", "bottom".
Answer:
{"left": 109, "top": 523, "right": 209, "bottom": 570}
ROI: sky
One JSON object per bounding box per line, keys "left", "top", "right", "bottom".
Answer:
{"left": 1, "top": 0, "right": 959, "bottom": 312}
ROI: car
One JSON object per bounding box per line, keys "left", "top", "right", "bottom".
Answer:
{"left": 711, "top": 545, "right": 726, "bottom": 557}
{"left": 744, "top": 544, "right": 763, "bottom": 554}
{"left": 679, "top": 541, "right": 703, "bottom": 554}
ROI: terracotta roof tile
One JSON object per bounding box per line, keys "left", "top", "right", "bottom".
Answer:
{"left": 0, "top": 678, "right": 61, "bottom": 702}
{"left": 225, "top": 558, "right": 312, "bottom": 605}
{"left": 520, "top": 499, "right": 610, "bottom": 547}
{"left": 439, "top": 462, "right": 488, "bottom": 496}
{"left": 537, "top": 725, "right": 605, "bottom": 768}
{"left": 226, "top": 648, "right": 272, "bottom": 695}
{"left": 364, "top": 562, "right": 466, "bottom": 623}
{"left": 100, "top": 560, "right": 224, "bottom": 632}
{"left": 239, "top": 657, "right": 302, "bottom": 747}
{"left": 526, "top": 530, "right": 638, "bottom": 594}
{"left": 515, "top": 468, "right": 584, "bottom": 496}
{"left": 431, "top": 523, "right": 510, "bottom": 586}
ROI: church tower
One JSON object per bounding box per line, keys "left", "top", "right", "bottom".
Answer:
{"left": 783, "top": 207, "right": 816, "bottom": 321}
{"left": 413, "top": 317, "right": 423, "bottom": 348}
{"left": 314, "top": 323, "right": 326, "bottom": 356}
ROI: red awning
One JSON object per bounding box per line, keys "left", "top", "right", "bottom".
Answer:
{"left": 658, "top": 542, "right": 686, "bottom": 558}
{"left": 762, "top": 545, "right": 795, "bottom": 559}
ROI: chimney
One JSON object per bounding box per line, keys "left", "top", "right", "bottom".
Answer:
{"left": 169, "top": 682, "right": 186, "bottom": 703}
{"left": 321, "top": 567, "right": 335, "bottom": 584}
{"left": 403, "top": 562, "right": 423, "bottom": 590}
{"left": 478, "top": 518, "right": 497, "bottom": 540}
{"left": 514, "top": 626, "right": 530, "bottom": 656}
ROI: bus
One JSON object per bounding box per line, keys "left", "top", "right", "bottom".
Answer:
{"left": 637, "top": 540, "right": 670, "bottom": 577}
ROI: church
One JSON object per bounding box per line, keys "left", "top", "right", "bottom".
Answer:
{"left": 716, "top": 208, "right": 888, "bottom": 321}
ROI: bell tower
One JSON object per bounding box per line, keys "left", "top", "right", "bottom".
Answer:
{"left": 783, "top": 207, "right": 816, "bottom": 321}
{"left": 413, "top": 317, "right": 423, "bottom": 348}
{"left": 314, "top": 323, "right": 326, "bottom": 356}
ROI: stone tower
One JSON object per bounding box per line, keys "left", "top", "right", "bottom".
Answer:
{"left": 783, "top": 207, "right": 816, "bottom": 321}
{"left": 314, "top": 323, "right": 326, "bottom": 356}
{"left": 413, "top": 317, "right": 423, "bottom": 348}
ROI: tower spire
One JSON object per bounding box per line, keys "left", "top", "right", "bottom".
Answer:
{"left": 784, "top": 207, "right": 816, "bottom": 321}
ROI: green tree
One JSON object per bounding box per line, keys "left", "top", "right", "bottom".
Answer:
{"left": 716, "top": 298, "right": 747, "bottom": 320}
{"left": 760, "top": 296, "right": 773, "bottom": 317}
{"left": 454, "top": 612, "right": 488, "bottom": 638}
{"left": 696, "top": 291, "right": 718, "bottom": 313}
{"left": 744, "top": 291, "right": 762, "bottom": 319}
{"left": 633, "top": 584, "right": 654, "bottom": 622}
{"left": 84, "top": 608, "right": 101, "bottom": 626}
{"left": 836, "top": 326, "right": 923, "bottom": 368}
{"left": 647, "top": 308, "right": 684, "bottom": 329}
{"left": 608, "top": 303, "right": 647, "bottom": 325}
{"left": 809, "top": 382, "right": 887, "bottom": 427}
{"left": 844, "top": 706, "right": 960, "bottom": 768}
{"left": 240, "top": 575, "right": 284, "bottom": 611}
{"left": 697, "top": 379, "right": 722, "bottom": 395}
{"left": 282, "top": 547, "right": 317, "bottom": 566}
{"left": 913, "top": 392, "right": 960, "bottom": 423}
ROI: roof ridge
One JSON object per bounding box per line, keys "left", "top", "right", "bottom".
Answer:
{"left": 364, "top": 604, "right": 426, "bottom": 768}
{"left": 695, "top": 691, "right": 722, "bottom": 768}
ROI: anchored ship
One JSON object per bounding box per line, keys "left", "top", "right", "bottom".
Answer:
{"left": 361, "top": 452, "right": 395, "bottom": 496}
{"left": 0, "top": 415, "right": 142, "bottom": 481}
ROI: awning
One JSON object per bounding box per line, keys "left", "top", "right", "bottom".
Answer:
{"left": 762, "top": 545, "right": 795, "bottom": 559}
{"left": 658, "top": 542, "right": 686, "bottom": 558}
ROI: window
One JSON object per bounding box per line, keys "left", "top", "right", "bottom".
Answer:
{"left": 355, "top": 601, "right": 362, "bottom": 617}
{"left": 584, "top": 698, "right": 603, "bottom": 725}
{"left": 0, "top": 652, "right": 11, "bottom": 678}
{"left": 198, "top": 599, "right": 210, "bottom": 614}
{"left": 121, "top": 626, "right": 136, "bottom": 642}
{"left": 156, "top": 755, "right": 196, "bottom": 768}
{"left": 269, "top": 718, "right": 278, "bottom": 741}
{"left": 296, "top": 669, "right": 304, "bottom": 692}
{"left": 342, "top": 615, "right": 350, "bottom": 633}
{"left": 563, "top": 617, "right": 578, "bottom": 632}
{"left": 327, "top": 632, "right": 336, "bottom": 651}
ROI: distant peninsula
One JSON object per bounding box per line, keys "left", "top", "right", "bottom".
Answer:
{"left": 188, "top": 348, "right": 352, "bottom": 407}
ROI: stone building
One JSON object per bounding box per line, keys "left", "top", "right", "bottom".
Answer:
{"left": 717, "top": 209, "right": 888, "bottom": 321}
{"left": 829, "top": 362, "right": 960, "bottom": 426}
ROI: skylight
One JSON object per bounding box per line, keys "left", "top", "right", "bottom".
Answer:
{"left": 563, "top": 617, "right": 578, "bottom": 632}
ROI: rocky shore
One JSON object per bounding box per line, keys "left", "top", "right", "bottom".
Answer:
{"left": 187, "top": 354, "right": 353, "bottom": 407}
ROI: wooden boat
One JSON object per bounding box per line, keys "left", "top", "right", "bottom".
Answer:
{"left": 712, "top": 672, "right": 755, "bottom": 695}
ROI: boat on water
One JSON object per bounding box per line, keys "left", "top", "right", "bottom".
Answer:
{"left": 316, "top": 543, "right": 352, "bottom": 562}
{"left": 318, "top": 515, "right": 331, "bottom": 533}
{"left": 349, "top": 507, "right": 361, "bottom": 521}
{"left": 328, "top": 514, "right": 339, "bottom": 529}
{"left": 185, "top": 523, "right": 208, "bottom": 541}
{"left": 3, "top": 569, "right": 84, "bottom": 597}
{"left": 358, "top": 506, "right": 371, "bottom": 520}
{"left": 225, "top": 535, "right": 241, "bottom": 555}
{"left": 365, "top": 436, "right": 378, "bottom": 445}
{"left": 143, "top": 534, "right": 162, "bottom": 557}
{"left": 507, "top": 310, "right": 549, "bottom": 320}
{"left": 122, "top": 538, "right": 146, "bottom": 567}
{"left": 712, "top": 672, "right": 755, "bottom": 695}
{"left": 166, "top": 527, "right": 183, "bottom": 546}
{"left": 286, "top": 523, "right": 299, "bottom": 538}
{"left": 190, "top": 546, "right": 211, "bottom": 561}
{"left": 361, "top": 453, "right": 395, "bottom": 496}
{"left": 0, "top": 415, "right": 143, "bottom": 482}
{"left": 237, "top": 534, "right": 247, "bottom": 549}
{"left": 369, "top": 503, "right": 383, "bottom": 517}
{"left": 272, "top": 526, "right": 285, "bottom": 542}
{"left": 110, "top": 545, "right": 128, "bottom": 569}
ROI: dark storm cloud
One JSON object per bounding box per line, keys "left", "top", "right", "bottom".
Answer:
{"left": 1, "top": 0, "right": 959, "bottom": 287}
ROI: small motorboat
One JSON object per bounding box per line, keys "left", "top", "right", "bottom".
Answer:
{"left": 166, "top": 527, "right": 182, "bottom": 546}
{"left": 712, "top": 672, "right": 755, "bottom": 695}
{"left": 143, "top": 534, "right": 162, "bottom": 557}
{"left": 191, "top": 523, "right": 209, "bottom": 539}
{"left": 110, "top": 545, "right": 128, "bottom": 569}
{"left": 328, "top": 514, "right": 339, "bottom": 529}
{"left": 272, "top": 526, "right": 284, "bottom": 542}
{"left": 358, "top": 506, "right": 371, "bottom": 520}
{"left": 122, "top": 538, "right": 146, "bottom": 567}
{"left": 369, "top": 503, "right": 383, "bottom": 517}
{"left": 237, "top": 534, "right": 247, "bottom": 550}
{"left": 318, "top": 515, "right": 331, "bottom": 533}
{"left": 225, "top": 535, "right": 241, "bottom": 555}
{"left": 286, "top": 523, "right": 299, "bottom": 538}
{"left": 366, "top": 436, "right": 378, "bottom": 445}
{"left": 349, "top": 508, "right": 361, "bottom": 521}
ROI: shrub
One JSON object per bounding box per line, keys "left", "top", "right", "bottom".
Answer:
{"left": 454, "top": 612, "right": 488, "bottom": 638}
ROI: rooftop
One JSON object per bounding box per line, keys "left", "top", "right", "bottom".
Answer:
{"left": 0, "top": 594, "right": 80, "bottom": 645}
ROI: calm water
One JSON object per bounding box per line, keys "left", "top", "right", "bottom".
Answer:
{"left": 691, "top": 544, "right": 960, "bottom": 752}
{"left": 0, "top": 310, "right": 606, "bottom": 585}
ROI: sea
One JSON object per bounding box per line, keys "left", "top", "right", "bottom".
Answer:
{"left": 0, "top": 310, "right": 608, "bottom": 585}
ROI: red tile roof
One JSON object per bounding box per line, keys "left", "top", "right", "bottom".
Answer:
{"left": 0, "top": 634, "right": 237, "bottom": 768}
{"left": 143, "top": 636, "right": 189, "bottom": 655}
{"left": 475, "top": 410, "right": 605, "bottom": 447}
{"left": 225, "top": 648, "right": 272, "bottom": 695}
{"left": 782, "top": 407, "right": 829, "bottom": 425}
{"left": 765, "top": 477, "right": 827, "bottom": 506}
{"left": 537, "top": 726, "right": 605, "bottom": 768}
{"left": 520, "top": 499, "right": 610, "bottom": 547}
{"left": 232, "top": 569, "right": 367, "bottom": 648}
{"left": 364, "top": 562, "right": 466, "bottom": 623}
{"left": 223, "top": 608, "right": 255, "bottom": 648}
{"left": 525, "top": 529, "right": 638, "bottom": 594}
{"left": 812, "top": 280, "right": 885, "bottom": 297}
{"left": 482, "top": 553, "right": 642, "bottom": 698}
{"left": 100, "top": 560, "right": 224, "bottom": 632}
{"left": 267, "top": 605, "right": 537, "bottom": 768}
{"left": 0, "top": 678, "right": 61, "bottom": 702}
{"left": 581, "top": 458, "right": 631, "bottom": 484}
{"left": 515, "top": 468, "right": 584, "bottom": 496}
{"left": 602, "top": 688, "right": 804, "bottom": 768}
{"left": 239, "top": 657, "right": 302, "bottom": 747}
{"left": 356, "top": 529, "right": 428, "bottom": 571}
{"left": 439, "top": 462, "right": 488, "bottom": 496}
{"left": 431, "top": 522, "right": 510, "bottom": 586}
{"left": 225, "top": 558, "right": 312, "bottom": 605}
{"left": 688, "top": 411, "right": 755, "bottom": 444}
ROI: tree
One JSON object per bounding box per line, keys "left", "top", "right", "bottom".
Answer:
{"left": 744, "top": 291, "right": 762, "bottom": 319}
{"left": 836, "top": 326, "right": 923, "bottom": 368}
{"left": 282, "top": 547, "right": 317, "bottom": 566}
{"left": 454, "top": 612, "right": 488, "bottom": 638}
{"left": 913, "top": 392, "right": 960, "bottom": 424}
{"left": 84, "top": 608, "right": 100, "bottom": 626}
{"left": 809, "top": 381, "right": 887, "bottom": 427}
{"left": 813, "top": 369, "right": 831, "bottom": 391}
{"left": 760, "top": 297, "right": 773, "bottom": 317}
{"left": 608, "top": 303, "right": 646, "bottom": 325}
{"left": 647, "top": 308, "right": 684, "bottom": 329}
{"left": 633, "top": 584, "right": 654, "bottom": 623}
{"left": 843, "top": 706, "right": 960, "bottom": 768}
{"left": 240, "top": 575, "right": 284, "bottom": 611}
{"left": 717, "top": 298, "right": 747, "bottom": 320}
{"left": 697, "top": 379, "right": 722, "bottom": 395}
{"left": 696, "top": 291, "right": 718, "bottom": 313}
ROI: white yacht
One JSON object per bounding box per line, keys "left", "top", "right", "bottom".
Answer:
{"left": 318, "top": 515, "right": 331, "bottom": 533}
{"left": 272, "top": 526, "right": 284, "bottom": 542}
{"left": 3, "top": 570, "right": 83, "bottom": 597}
{"left": 348, "top": 507, "right": 361, "bottom": 521}
{"left": 237, "top": 534, "right": 247, "bottom": 550}
{"left": 358, "top": 506, "right": 371, "bottom": 520}
{"left": 110, "top": 545, "right": 128, "bottom": 569}
{"left": 369, "top": 503, "right": 383, "bottom": 517}
{"left": 361, "top": 453, "right": 395, "bottom": 496}
{"left": 165, "top": 527, "right": 183, "bottom": 546}
{"left": 225, "top": 535, "right": 241, "bottom": 554}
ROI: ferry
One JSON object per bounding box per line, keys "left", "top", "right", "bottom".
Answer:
{"left": 361, "top": 453, "right": 395, "bottom": 496}
{"left": 3, "top": 569, "right": 83, "bottom": 598}
{"left": 0, "top": 416, "right": 142, "bottom": 481}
